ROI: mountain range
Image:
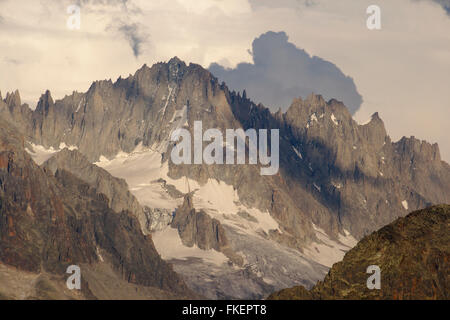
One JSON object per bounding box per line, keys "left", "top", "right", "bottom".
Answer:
{"left": 1, "top": 57, "right": 449, "bottom": 299}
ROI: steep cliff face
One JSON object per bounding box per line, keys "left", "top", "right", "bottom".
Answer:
{"left": 172, "top": 194, "right": 228, "bottom": 251}
{"left": 42, "top": 148, "right": 151, "bottom": 235}
{"left": 0, "top": 120, "right": 193, "bottom": 299}
{"left": 171, "top": 194, "right": 243, "bottom": 266}
{"left": 230, "top": 92, "right": 450, "bottom": 239}
{"left": 268, "top": 205, "right": 450, "bottom": 300}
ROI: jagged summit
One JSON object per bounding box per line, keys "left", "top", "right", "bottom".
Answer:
{"left": 371, "top": 111, "right": 381, "bottom": 120}
{"left": 168, "top": 56, "right": 185, "bottom": 66}
{"left": 4, "top": 89, "right": 21, "bottom": 107}
{"left": 286, "top": 93, "right": 349, "bottom": 116}
{"left": 35, "top": 90, "right": 54, "bottom": 115}
{"left": 306, "top": 92, "right": 326, "bottom": 104}
{"left": 360, "top": 111, "right": 383, "bottom": 125}
{"left": 395, "top": 136, "right": 441, "bottom": 163}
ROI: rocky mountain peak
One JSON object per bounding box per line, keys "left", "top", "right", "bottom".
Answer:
{"left": 88, "top": 79, "right": 114, "bottom": 94}
{"left": 5, "top": 89, "right": 21, "bottom": 108}
{"left": 370, "top": 111, "right": 381, "bottom": 121}
{"left": 358, "top": 112, "right": 388, "bottom": 147}
{"left": 395, "top": 136, "right": 441, "bottom": 163}
{"left": 287, "top": 93, "right": 340, "bottom": 115}
{"left": 167, "top": 56, "right": 188, "bottom": 83}
{"left": 168, "top": 56, "right": 186, "bottom": 71}
{"left": 305, "top": 93, "right": 326, "bottom": 106}
{"left": 168, "top": 56, "right": 184, "bottom": 65}
{"left": 283, "top": 93, "right": 352, "bottom": 133}
{"left": 362, "top": 112, "right": 385, "bottom": 128}
{"left": 35, "top": 90, "right": 54, "bottom": 116}
{"left": 133, "top": 63, "right": 151, "bottom": 78}
{"left": 129, "top": 57, "right": 188, "bottom": 89}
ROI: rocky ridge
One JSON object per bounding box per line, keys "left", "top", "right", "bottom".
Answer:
{"left": 268, "top": 205, "right": 450, "bottom": 300}
{"left": 0, "top": 119, "right": 194, "bottom": 299}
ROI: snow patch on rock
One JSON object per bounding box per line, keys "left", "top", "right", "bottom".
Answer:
{"left": 152, "top": 227, "right": 228, "bottom": 266}
{"left": 26, "top": 142, "right": 78, "bottom": 165}
{"left": 304, "top": 224, "right": 357, "bottom": 268}
{"left": 292, "top": 146, "right": 303, "bottom": 160}
{"left": 331, "top": 113, "right": 339, "bottom": 126}
{"left": 402, "top": 200, "right": 409, "bottom": 210}
{"left": 95, "top": 146, "right": 280, "bottom": 236}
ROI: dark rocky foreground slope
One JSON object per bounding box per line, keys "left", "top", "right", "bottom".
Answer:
{"left": 268, "top": 205, "right": 450, "bottom": 300}
{"left": 0, "top": 119, "right": 194, "bottom": 299}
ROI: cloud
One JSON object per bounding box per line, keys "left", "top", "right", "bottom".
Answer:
{"left": 3, "top": 57, "right": 20, "bottom": 65}
{"left": 209, "top": 31, "right": 363, "bottom": 113}
{"left": 431, "top": 0, "right": 450, "bottom": 13}
{"left": 413, "top": 0, "right": 450, "bottom": 14}
{"left": 79, "top": 0, "right": 149, "bottom": 57}
{"left": 117, "top": 22, "right": 149, "bottom": 57}
{"left": 249, "top": 0, "right": 317, "bottom": 10}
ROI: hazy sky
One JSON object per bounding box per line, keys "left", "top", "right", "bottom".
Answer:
{"left": 0, "top": 0, "right": 449, "bottom": 161}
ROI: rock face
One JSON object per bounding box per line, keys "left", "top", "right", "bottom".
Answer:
{"left": 145, "top": 207, "right": 173, "bottom": 233}
{"left": 0, "top": 119, "right": 193, "bottom": 299}
{"left": 268, "top": 205, "right": 450, "bottom": 300}
{"left": 42, "top": 148, "right": 150, "bottom": 234}
{"left": 172, "top": 194, "right": 228, "bottom": 251}
{"left": 230, "top": 93, "right": 450, "bottom": 240}
{"left": 171, "top": 194, "right": 242, "bottom": 265}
